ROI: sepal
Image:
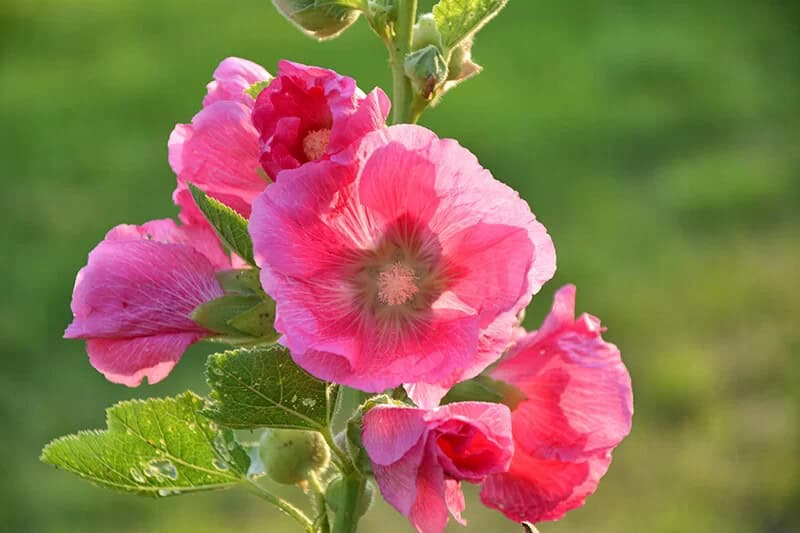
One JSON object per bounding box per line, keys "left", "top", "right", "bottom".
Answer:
{"left": 403, "top": 45, "right": 448, "bottom": 100}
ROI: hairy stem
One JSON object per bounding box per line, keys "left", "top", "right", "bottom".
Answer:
{"left": 389, "top": 0, "right": 418, "bottom": 124}
{"left": 244, "top": 480, "right": 314, "bottom": 532}
{"left": 308, "top": 472, "right": 331, "bottom": 533}
{"left": 331, "top": 472, "right": 366, "bottom": 533}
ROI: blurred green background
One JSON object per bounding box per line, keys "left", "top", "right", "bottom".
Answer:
{"left": 2, "top": 0, "right": 798, "bottom": 531}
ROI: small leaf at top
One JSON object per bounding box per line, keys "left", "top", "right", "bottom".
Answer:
{"left": 188, "top": 183, "right": 255, "bottom": 265}
{"left": 432, "top": 0, "right": 509, "bottom": 49}
{"left": 245, "top": 79, "right": 273, "bottom": 100}
{"left": 204, "top": 345, "right": 339, "bottom": 431}
{"left": 40, "top": 392, "right": 251, "bottom": 497}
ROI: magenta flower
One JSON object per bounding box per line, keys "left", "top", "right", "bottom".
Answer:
{"left": 250, "top": 125, "right": 556, "bottom": 404}
{"left": 362, "top": 402, "right": 513, "bottom": 533}
{"left": 251, "top": 60, "right": 390, "bottom": 179}
{"left": 169, "top": 57, "right": 271, "bottom": 223}
{"left": 479, "top": 285, "right": 633, "bottom": 523}
{"left": 64, "top": 219, "right": 231, "bottom": 386}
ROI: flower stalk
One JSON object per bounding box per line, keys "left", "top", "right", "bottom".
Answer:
{"left": 388, "top": 0, "right": 418, "bottom": 124}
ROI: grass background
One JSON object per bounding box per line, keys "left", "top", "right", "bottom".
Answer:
{"left": 1, "top": 0, "right": 798, "bottom": 531}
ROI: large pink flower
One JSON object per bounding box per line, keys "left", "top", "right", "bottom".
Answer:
{"left": 250, "top": 125, "right": 556, "bottom": 404}
{"left": 251, "top": 60, "right": 390, "bottom": 179}
{"left": 64, "top": 219, "right": 231, "bottom": 386}
{"left": 480, "top": 285, "right": 633, "bottom": 523}
{"left": 363, "top": 402, "right": 513, "bottom": 533}
{"left": 169, "top": 57, "right": 271, "bottom": 223}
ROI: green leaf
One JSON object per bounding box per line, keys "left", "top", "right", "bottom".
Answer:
{"left": 204, "top": 345, "right": 339, "bottom": 431}
{"left": 40, "top": 392, "right": 251, "bottom": 497}
{"left": 244, "top": 79, "right": 272, "bottom": 100}
{"left": 188, "top": 183, "right": 255, "bottom": 266}
{"left": 432, "top": 0, "right": 509, "bottom": 49}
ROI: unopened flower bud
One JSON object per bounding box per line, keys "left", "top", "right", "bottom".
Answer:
{"left": 273, "top": 0, "right": 361, "bottom": 41}
{"left": 259, "top": 429, "right": 330, "bottom": 485}
{"left": 403, "top": 45, "right": 448, "bottom": 99}
{"left": 411, "top": 13, "right": 443, "bottom": 51}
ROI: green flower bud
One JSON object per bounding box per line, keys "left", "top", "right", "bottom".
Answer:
{"left": 411, "top": 13, "right": 443, "bottom": 51}
{"left": 403, "top": 45, "right": 448, "bottom": 99}
{"left": 325, "top": 475, "right": 375, "bottom": 517}
{"left": 273, "top": 0, "right": 362, "bottom": 41}
{"left": 259, "top": 429, "right": 330, "bottom": 485}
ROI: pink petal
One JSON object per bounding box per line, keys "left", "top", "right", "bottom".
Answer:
{"left": 492, "top": 286, "right": 633, "bottom": 460}
{"left": 328, "top": 87, "right": 391, "bottom": 155}
{"left": 362, "top": 406, "right": 427, "bottom": 466}
{"left": 203, "top": 57, "right": 271, "bottom": 107}
{"left": 87, "top": 333, "right": 201, "bottom": 387}
{"left": 428, "top": 403, "right": 514, "bottom": 481}
{"left": 169, "top": 101, "right": 264, "bottom": 218}
{"left": 404, "top": 382, "right": 450, "bottom": 410}
{"left": 408, "top": 451, "right": 449, "bottom": 533}
{"left": 65, "top": 239, "right": 222, "bottom": 339}
{"left": 444, "top": 479, "right": 467, "bottom": 525}
{"left": 372, "top": 442, "right": 426, "bottom": 517}
{"left": 105, "top": 218, "right": 232, "bottom": 270}
{"left": 480, "top": 450, "right": 612, "bottom": 523}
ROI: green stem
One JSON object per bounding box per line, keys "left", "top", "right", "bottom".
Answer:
{"left": 331, "top": 473, "right": 366, "bottom": 533}
{"left": 308, "top": 472, "right": 331, "bottom": 533}
{"left": 321, "top": 427, "right": 348, "bottom": 471}
{"left": 389, "top": 0, "right": 418, "bottom": 124}
{"left": 244, "top": 480, "right": 314, "bottom": 532}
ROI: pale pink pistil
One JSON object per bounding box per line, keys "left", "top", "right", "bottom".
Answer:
{"left": 377, "top": 262, "right": 419, "bottom": 306}
{"left": 302, "top": 128, "right": 331, "bottom": 161}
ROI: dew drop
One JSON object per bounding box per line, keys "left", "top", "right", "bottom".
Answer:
{"left": 212, "top": 458, "right": 230, "bottom": 472}
{"left": 144, "top": 459, "right": 178, "bottom": 481}
{"left": 129, "top": 467, "right": 146, "bottom": 484}
{"left": 301, "top": 398, "right": 317, "bottom": 408}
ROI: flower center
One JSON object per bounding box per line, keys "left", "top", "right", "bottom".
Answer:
{"left": 302, "top": 128, "right": 331, "bottom": 161}
{"left": 377, "top": 262, "right": 419, "bottom": 306}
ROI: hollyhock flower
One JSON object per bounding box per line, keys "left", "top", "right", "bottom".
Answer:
{"left": 64, "top": 219, "right": 232, "bottom": 386}
{"left": 169, "top": 58, "right": 389, "bottom": 223}
{"left": 251, "top": 60, "right": 390, "bottom": 179}
{"left": 362, "top": 402, "right": 513, "bottom": 533}
{"left": 250, "top": 124, "right": 556, "bottom": 405}
{"left": 169, "top": 57, "right": 271, "bottom": 223}
{"left": 479, "top": 285, "right": 633, "bottom": 523}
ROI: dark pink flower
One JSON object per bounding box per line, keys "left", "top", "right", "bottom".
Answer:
{"left": 251, "top": 60, "right": 390, "bottom": 179}
{"left": 169, "top": 57, "right": 271, "bottom": 222}
{"left": 363, "top": 402, "right": 513, "bottom": 533}
{"left": 480, "top": 285, "right": 633, "bottom": 523}
{"left": 64, "top": 219, "right": 231, "bottom": 386}
{"left": 250, "top": 125, "right": 556, "bottom": 404}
